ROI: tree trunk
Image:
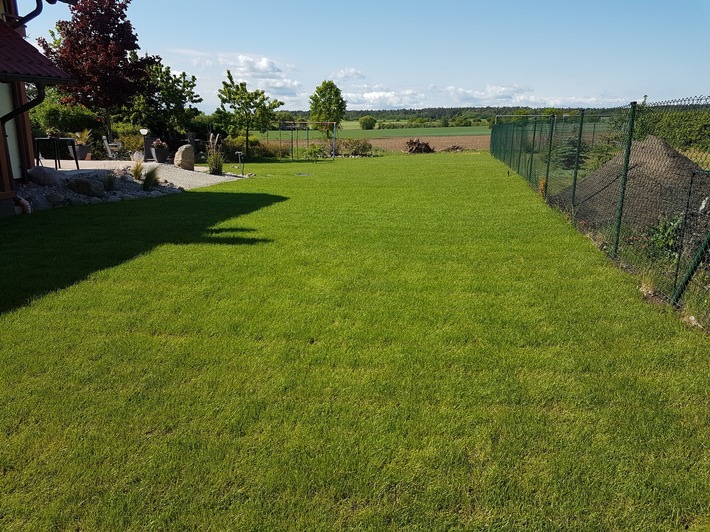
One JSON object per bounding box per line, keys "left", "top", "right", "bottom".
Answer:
{"left": 104, "top": 111, "right": 113, "bottom": 143}
{"left": 245, "top": 125, "right": 250, "bottom": 157}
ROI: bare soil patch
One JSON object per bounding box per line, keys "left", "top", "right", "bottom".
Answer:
{"left": 369, "top": 135, "right": 490, "bottom": 152}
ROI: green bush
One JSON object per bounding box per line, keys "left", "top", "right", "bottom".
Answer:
{"left": 303, "top": 144, "right": 327, "bottom": 161}
{"left": 221, "top": 136, "right": 260, "bottom": 161}
{"left": 647, "top": 215, "right": 684, "bottom": 261}
{"left": 112, "top": 122, "right": 142, "bottom": 137}
{"left": 118, "top": 134, "right": 144, "bottom": 155}
{"left": 450, "top": 116, "right": 472, "bottom": 127}
{"left": 584, "top": 142, "right": 619, "bottom": 173}
{"left": 259, "top": 141, "right": 291, "bottom": 158}
{"left": 656, "top": 110, "right": 710, "bottom": 151}
{"left": 337, "top": 138, "right": 373, "bottom": 157}
{"left": 30, "top": 101, "right": 99, "bottom": 136}
{"left": 359, "top": 115, "right": 377, "bottom": 130}
{"left": 550, "top": 136, "right": 589, "bottom": 170}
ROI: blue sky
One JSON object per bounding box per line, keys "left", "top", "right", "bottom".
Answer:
{"left": 18, "top": 0, "right": 710, "bottom": 112}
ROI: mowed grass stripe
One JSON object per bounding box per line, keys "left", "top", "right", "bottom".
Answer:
{"left": 1, "top": 153, "right": 708, "bottom": 530}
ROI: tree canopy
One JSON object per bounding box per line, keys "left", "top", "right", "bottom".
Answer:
{"left": 217, "top": 70, "right": 284, "bottom": 156}
{"left": 125, "top": 62, "right": 203, "bottom": 140}
{"left": 38, "top": 0, "right": 146, "bottom": 128}
{"left": 309, "top": 80, "right": 347, "bottom": 136}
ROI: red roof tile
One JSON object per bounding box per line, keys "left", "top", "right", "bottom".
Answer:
{"left": 0, "top": 20, "right": 72, "bottom": 84}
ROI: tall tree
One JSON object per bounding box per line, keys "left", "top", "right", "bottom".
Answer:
{"left": 125, "top": 62, "right": 203, "bottom": 140}
{"left": 217, "top": 70, "right": 283, "bottom": 156}
{"left": 38, "top": 0, "right": 145, "bottom": 137}
{"left": 309, "top": 80, "right": 347, "bottom": 136}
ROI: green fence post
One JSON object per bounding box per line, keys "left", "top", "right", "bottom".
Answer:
{"left": 672, "top": 170, "right": 698, "bottom": 292}
{"left": 543, "top": 115, "right": 555, "bottom": 198}
{"left": 505, "top": 123, "right": 515, "bottom": 167}
{"left": 570, "top": 109, "right": 585, "bottom": 221}
{"left": 527, "top": 117, "right": 538, "bottom": 186}
{"left": 671, "top": 230, "right": 710, "bottom": 307}
{"left": 516, "top": 121, "right": 525, "bottom": 174}
{"left": 612, "top": 101, "right": 637, "bottom": 258}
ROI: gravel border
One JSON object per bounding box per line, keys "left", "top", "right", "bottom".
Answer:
{"left": 13, "top": 161, "right": 249, "bottom": 215}
{"left": 67, "top": 160, "right": 246, "bottom": 190}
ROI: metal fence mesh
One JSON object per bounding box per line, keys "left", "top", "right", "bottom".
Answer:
{"left": 491, "top": 97, "right": 710, "bottom": 327}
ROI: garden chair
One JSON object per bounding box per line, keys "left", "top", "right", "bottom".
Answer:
{"left": 102, "top": 135, "right": 121, "bottom": 159}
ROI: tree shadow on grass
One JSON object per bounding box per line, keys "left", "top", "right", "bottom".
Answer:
{"left": 0, "top": 190, "right": 288, "bottom": 315}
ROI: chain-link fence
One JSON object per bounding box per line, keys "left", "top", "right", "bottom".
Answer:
{"left": 491, "top": 97, "right": 710, "bottom": 327}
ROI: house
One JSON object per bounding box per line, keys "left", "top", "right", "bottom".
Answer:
{"left": 0, "top": 0, "right": 74, "bottom": 217}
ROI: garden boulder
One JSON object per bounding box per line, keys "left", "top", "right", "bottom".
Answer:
{"left": 67, "top": 177, "right": 106, "bottom": 198}
{"left": 173, "top": 144, "right": 195, "bottom": 171}
{"left": 27, "top": 166, "right": 68, "bottom": 186}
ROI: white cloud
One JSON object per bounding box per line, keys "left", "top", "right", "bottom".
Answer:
{"left": 255, "top": 78, "right": 303, "bottom": 98}
{"left": 343, "top": 85, "right": 427, "bottom": 110}
{"left": 169, "top": 48, "right": 214, "bottom": 69}
{"left": 217, "top": 54, "right": 282, "bottom": 78}
{"left": 332, "top": 68, "right": 365, "bottom": 81}
{"left": 443, "top": 84, "right": 627, "bottom": 108}
{"left": 445, "top": 84, "right": 533, "bottom": 105}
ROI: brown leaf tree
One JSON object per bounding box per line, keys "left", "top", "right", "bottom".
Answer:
{"left": 38, "top": 0, "right": 148, "bottom": 137}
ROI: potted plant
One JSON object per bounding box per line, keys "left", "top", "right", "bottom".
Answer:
{"left": 68, "top": 129, "right": 92, "bottom": 160}
{"left": 150, "top": 138, "right": 169, "bottom": 163}
{"left": 45, "top": 127, "right": 61, "bottom": 138}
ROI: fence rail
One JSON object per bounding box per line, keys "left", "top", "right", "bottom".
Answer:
{"left": 491, "top": 96, "right": 710, "bottom": 327}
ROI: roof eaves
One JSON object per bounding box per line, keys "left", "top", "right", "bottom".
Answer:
{"left": 0, "top": 19, "right": 74, "bottom": 84}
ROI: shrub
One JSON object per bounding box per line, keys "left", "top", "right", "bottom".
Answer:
{"left": 656, "top": 110, "right": 710, "bottom": 151}
{"left": 30, "top": 101, "right": 99, "bottom": 137}
{"left": 336, "top": 138, "right": 373, "bottom": 157}
{"left": 359, "top": 115, "right": 377, "bottom": 130}
{"left": 450, "top": 116, "right": 472, "bottom": 127}
{"left": 305, "top": 144, "right": 328, "bottom": 162}
{"left": 584, "top": 141, "right": 619, "bottom": 172}
{"left": 112, "top": 121, "right": 142, "bottom": 138}
{"left": 118, "top": 134, "right": 144, "bottom": 155}
{"left": 647, "top": 215, "right": 684, "bottom": 261}
{"left": 550, "top": 136, "right": 589, "bottom": 170}
{"left": 221, "top": 135, "right": 260, "bottom": 161}
{"left": 259, "top": 141, "right": 291, "bottom": 158}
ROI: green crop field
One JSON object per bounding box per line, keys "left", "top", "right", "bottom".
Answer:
{"left": 258, "top": 123, "right": 490, "bottom": 142}
{"left": 1, "top": 153, "right": 708, "bottom": 530}
{"left": 337, "top": 125, "right": 491, "bottom": 139}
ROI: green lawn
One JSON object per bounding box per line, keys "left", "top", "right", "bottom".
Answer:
{"left": 1, "top": 153, "right": 708, "bottom": 530}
